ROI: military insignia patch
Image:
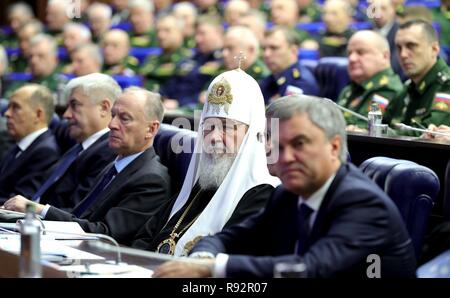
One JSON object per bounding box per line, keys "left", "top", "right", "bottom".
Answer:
{"left": 277, "top": 76, "right": 286, "bottom": 85}
{"left": 379, "top": 76, "right": 389, "bottom": 86}
{"left": 365, "top": 81, "right": 374, "bottom": 89}
{"left": 419, "top": 81, "right": 426, "bottom": 92}
{"left": 207, "top": 78, "right": 233, "bottom": 114}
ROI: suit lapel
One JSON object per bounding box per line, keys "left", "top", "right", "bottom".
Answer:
{"left": 81, "top": 147, "right": 156, "bottom": 218}
{"left": 308, "top": 164, "right": 348, "bottom": 242}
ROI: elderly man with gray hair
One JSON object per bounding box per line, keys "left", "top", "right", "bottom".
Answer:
{"left": 4, "top": 85, "right": 172, "bottom": 246}
{"left": 153, "top": 94, "right": 416, "bottom": 278}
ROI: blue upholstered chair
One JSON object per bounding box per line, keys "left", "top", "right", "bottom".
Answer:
{"left": 444, "top": 160, "right": 450, "bottom": 220}
{"left": 314, "top": 57, "right": 349, "bottom": 101}
{"left": 359, "top": 156, "right": 440, "bottom": 257}
{"left": 154, "top": 124, "right": 197, "bottom": 194}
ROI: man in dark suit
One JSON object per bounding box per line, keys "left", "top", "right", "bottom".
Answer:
{"left": 4, "top": 87, "right": 172, "bottom": 245}
{"left": 153, "top": 95, "right": 417, "bottom": 278}
{"left": 0, "top": 84, "right": 60, "bottom": 203}
{"left": 4, "top": 73, "right": 120, "bottom": 211}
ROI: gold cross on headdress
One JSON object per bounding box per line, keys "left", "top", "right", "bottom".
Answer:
{"left": 233, "top": 51, "right": 247, "bottom": 70}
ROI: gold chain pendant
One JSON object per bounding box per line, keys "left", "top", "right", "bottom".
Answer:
{"left": 157, "top": 237, "right": 177, "bottom": 255}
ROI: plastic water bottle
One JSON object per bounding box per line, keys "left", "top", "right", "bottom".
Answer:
{"left": 368, "top": 103, "right": 382, "bottom": 137}
{"left": 19, "top": 203, "right": 42, "bottom": 278}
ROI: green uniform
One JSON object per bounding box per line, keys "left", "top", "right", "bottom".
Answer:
{"left": 8, "top": 53, "right": 28, "bottom": 73}
{"left": 3, "top": 71, "right": 67, "bottom": 101}
{"left": 0, "top": 33, "right": 19, "bottom": 48}
{"left": 299, "top": 3, "right": 322, "bottom": 23}
{"left": 432, "top": 7, "right": 450, "bottom": 47}
{"left": 319, "top": 29, "right": 353, "bottom": 57}
{"left": 295, "top": 28, "right": 311, "bottom": 44}
{"left": 182, "top": 36, "right": 196, "bottom": 50}
{"left": 384, "top": 58, "right": 450, "bottom": 135}
{"left": 129, "top": 30, "right": 158, "bottom": 48}
{"left": 102, "top": 56, "right": 139, "bottom": 76}
{"left": 244, "top": 59, "right": 270, "bottom": 82}
{"left": 337, "top": 68, "right": 403, "bottom": 128}
{"left": 139, "top": 48, "right": 192, "bottom": 92}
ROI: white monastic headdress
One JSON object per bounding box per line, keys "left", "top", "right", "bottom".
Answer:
{"left": 170, "top": 68, "right": 281, "bottom": 256}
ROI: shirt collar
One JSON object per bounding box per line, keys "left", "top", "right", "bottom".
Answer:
{"left": 114, "top": 150, "right": 144, "bottom": 173}
{"left": 299, "top": 173, "right": 336, "bottom": 212}
{"left": 17, "top": 127, "right": 48, "bottom": 151}
{"left": 376, "top": 20, "right": 395, "bottom": 37}
{"left": 81, "top": 128, "right": 109, "bottom": 150}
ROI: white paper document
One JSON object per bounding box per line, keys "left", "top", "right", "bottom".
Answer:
{"left": 59, "top": 263, "right": 154, "bottom": 278}
{"left": 0, "top": 236, "right": 104, "bottom": 260}
{"left": 0, "top": 221, "right": 97, "bottom": 240}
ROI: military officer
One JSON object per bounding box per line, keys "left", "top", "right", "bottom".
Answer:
{"left": 337, "top": 31, "right": 403, "bottom": 129}
{"left": 139, "top": 15, "right": 191, "bottom": 92}
{"left": 128, "top": 0, "right": 158, "bottom": 48}
{"left": 384, "top": 20, "right": 450, "bottom": 135}
{"left": 3, "top": 34, "right": 67, "bottom": 104}
{"left": 0, "top": 3, "right": 34, "bottom": 48}
{"left": 319, "top": 0, "right": 354, "bottom": 57}
{"left": 101, "top": 29, "right": 139, "bottom": 76}
{"left": 159, "top": 15, "right": 224, "bottom": 109}
{"left": 9, "top": 20, "right": 44, "bottom": 73}
{"left": 270, "top": 0, "right": 310, "bottom": 43}
{"left": 259, "top": 26, "right": 319, "bottom": 104}
{"left": 298, "top": 0, "right": 322, "bottom": 23}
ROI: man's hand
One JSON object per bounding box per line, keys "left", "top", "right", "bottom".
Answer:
{"left": 346, "top": 125, "right": 367, "bottom": 133}
{"left": 422, "top": 124, "right": 450, "bottom": 142}
{"left": 153, "top": 259, "right": 215, "bottom": 278}
{"left": 3, "top": 195, "right": 44, "bottom": 214}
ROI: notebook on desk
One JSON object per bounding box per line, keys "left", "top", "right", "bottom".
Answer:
{"left": 0, "top": 208, "right": 25, "bottom": 222}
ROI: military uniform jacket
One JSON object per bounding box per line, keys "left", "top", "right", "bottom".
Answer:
{"left": 129, "top": 30, "right": 158, "bottom": 48}
{"left": 139, "top": 47, "right": 192, "bottom": 92}
{"left": 384, "top": 58, "right": 450, "bottom": 135}
{"left": 102, "top": 56, "right": 139, "bottom": 76}
{"left": 160, "top": 49, "right": 223, "bottom": 107}
{"left": 259, "top": 61, "right": 320, "bottom": 104}
{"left": 337, "top": 68, "right": 403, "bottom": 128}
{"left": 319, "top": 29, "right": 353, "bottom": 58}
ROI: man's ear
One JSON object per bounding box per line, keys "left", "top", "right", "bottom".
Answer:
{"left": 100, "top": 99, "right": 112, "bottom": 115}
{"left": 146, "top": 120, "right": 160, "bottom": 139}
{"left": 329, "top": 135, "right": 342, "bottom": 161}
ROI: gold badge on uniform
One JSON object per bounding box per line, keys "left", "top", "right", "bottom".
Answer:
{"left": 379, "top": 76, "right": 389, "bottom": 86}
{"left": 207, "top": 78, "right": 233, "bottom": 114}
{"left": 292, "top": 68, "right": 300, "bottom": 79}
{"left": 277, "top": 76, "right": 286, "bottom": 85}
{"left": 366, "top": 81, "right": 374, "bottom": 89}
{"left": 419, "top": 81, "right": 426, "bottom": 92}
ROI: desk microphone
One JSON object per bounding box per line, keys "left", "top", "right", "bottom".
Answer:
{"left": 394, "top": 123, "right": 450, "bottom": 138}
{"left": 330, "top": 101, "right": 369, "bottom": 122}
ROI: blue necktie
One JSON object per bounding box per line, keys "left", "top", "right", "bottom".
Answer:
{"left": 32, "top": 144, "right": 83, "bottom": 202}
{"left": 0, "top": 145, "right": 22, "bottom": 174}
{"left": 296, "top": 203, "right": 314, "bottom": 255}
{"left": 72, "top": 164, "right": 117, "bottom": 217}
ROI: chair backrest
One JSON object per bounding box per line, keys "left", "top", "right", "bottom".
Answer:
{"left": 154, "top": 124, "right": 197, "bottom": 194}
{"left": 314, "top": 57, "right": 349, "bottom": 101}
{"left": 444, "top": 159, "right": 450, "bottom": 219}
{"left": 359, "top": 156, "right": 440, "bottom": 257}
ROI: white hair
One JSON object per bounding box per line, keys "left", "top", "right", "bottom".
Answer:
{"left": 63, "top": 22, "right": 92, "bottom": 40}
{"left": 87, "top": 2, "right": 112, "bottom": 19}
{"left": 128, "top": 0, "right": 154, "bottom": 12}
{"left": 64, "top": 73, "right": 122, "bottom": 105}
{"left": 29, "top": 34, "right": 58, "bottom": 56}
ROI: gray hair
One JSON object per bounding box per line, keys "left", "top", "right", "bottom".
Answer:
{"left": 73, "top": 43, "right": 104, "bottom": 68}
{"left": 87, "top": 2, "right": 112, "bottom": 19}
{"left": 64, "top": 73, "right": 122, "bottom": 105}
{"left": 123, "top": 87, "right": 164, "bottom": 122}
{"left": 8, "top": 2, "right": 34, "bottom": 18}
{"left": 15, "top": 84, "right": 55, "bottom": 124}
{"left": 129, "top": 0, "right": 154, "bottom": 12}
{"left": 63, "top": 22, "right": 92, "bottom": 40}
{"left": 173, "top": 1, "right": 198, "bottom": 18}
{"left": 29, "top": 34, "right": 58, "bottom": 56}
{"left": 0, "top": 45, "right": 8, "bottom": 76}
{"left": 266, "top": 95, "right": 348, "bottom": 162}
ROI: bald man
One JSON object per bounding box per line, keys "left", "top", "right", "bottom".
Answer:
{"left": 0, "top": 84, "right": 60, "bottom": 203}
{"left": 101, "top": 29, "right": 139, "bottom": 76}
{"left": 337, "top": 30, "right": 403, "bottom": 129}
{"left": 221, "top": 26, "right": 269, "bottom": 82}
